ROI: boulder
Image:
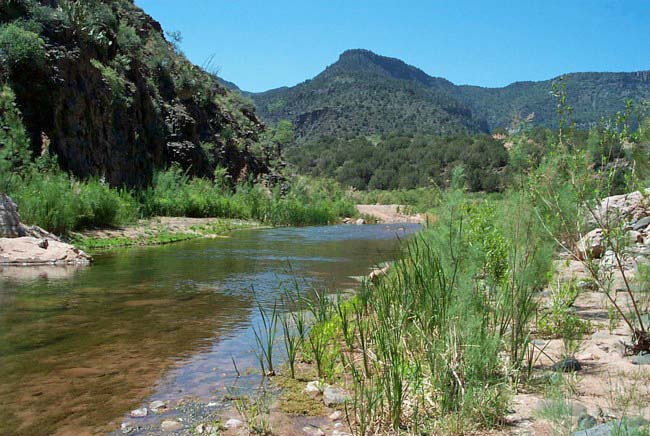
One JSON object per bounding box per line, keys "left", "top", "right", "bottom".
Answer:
{"left": 576, "top": 229, "right": 604, "bottom": 260}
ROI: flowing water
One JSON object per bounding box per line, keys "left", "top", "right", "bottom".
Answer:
{"left": 0, "top": 224, "right": 418, "bottom": 434}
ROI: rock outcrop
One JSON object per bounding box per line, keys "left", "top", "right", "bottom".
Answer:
{"left": 0, "top": 237, "right": 92, "bottom": 265}
{"left": 0, "top": 194, "right": 91, "bottom": 265}
{"left": 0, "top": 193, "right": 22, "bottom": 238}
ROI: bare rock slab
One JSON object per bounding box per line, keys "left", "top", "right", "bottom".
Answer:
{"left": 0, "top": 237, "right": 92, "bottom": 265}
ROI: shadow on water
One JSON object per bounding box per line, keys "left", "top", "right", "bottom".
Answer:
{"left": 0, "top": 224, "right": 418, "bottom": 434}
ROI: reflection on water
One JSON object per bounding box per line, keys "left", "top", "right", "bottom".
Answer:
{"left": 0, "top": 224, "right": 418, "bottom": 434}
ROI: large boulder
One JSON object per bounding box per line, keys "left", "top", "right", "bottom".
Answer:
{"left": 0, "top": 237, "right": 92, "bottom": 266}
{"left": 590, "top": 190, "right": 650, "bottom": 227}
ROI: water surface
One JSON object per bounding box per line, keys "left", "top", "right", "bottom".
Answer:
{"left": 0, "top": 224, "right": 417, "bottom": 434}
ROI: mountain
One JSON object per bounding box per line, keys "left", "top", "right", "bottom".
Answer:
{"left": 252, "top": 50, "right": 486, "bottom": 140}
{"left": 0, "top": 0, "right": 269, "bottom": 187}
{"left": 250, "top": 49, "right": 650, "bottom": 139}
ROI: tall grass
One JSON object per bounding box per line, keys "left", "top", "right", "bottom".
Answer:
{"left": 292, "top": 189, "right": 554, "bottom": 433}
{"left": 141, "top": 168, "right": 356, "bottom": 226}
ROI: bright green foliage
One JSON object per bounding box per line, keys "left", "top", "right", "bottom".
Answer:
{"left": 300, "top": 189, "right": 553, "bottom": 433}
{"left": 0, "top": 85, "right": 32, "bottom": 188}
{"left": 537, "top": 282, "right": 592, "bottom": 348}
{"left": 90, "top": 59, "right": 131, "bottom": 105}
{"left": 13, "top": 172, "right": 138, "bottom": 234}
{"left": 141, "top": 168, "right": 355, "bottom": 226}
{"left": 0, "top": 22, "right": 45, "bottom": 68}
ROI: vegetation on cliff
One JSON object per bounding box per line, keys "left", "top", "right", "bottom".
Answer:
{"left": 0, "top": 0, "right": 270, "bottom": 187}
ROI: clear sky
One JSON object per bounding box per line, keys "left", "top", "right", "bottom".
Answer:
{"left": 135, "top": 0, "right": 650, "bottom": 93}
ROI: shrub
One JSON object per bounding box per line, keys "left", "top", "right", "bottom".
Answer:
{"left": 90, "top": 59, "right": 131, "bottom": 105}
{"left": 0, "top": 84, "right": 32, "bottom": 190}
{"left": 0, "top": 23, "right": 46, "bottom": 68}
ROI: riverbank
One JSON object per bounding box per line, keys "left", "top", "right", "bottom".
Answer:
{"left": 355, "top": 204, "right": 425, "bottom": 224}
{"left": 71, "top": 217, "right": 264, "bottom": 251}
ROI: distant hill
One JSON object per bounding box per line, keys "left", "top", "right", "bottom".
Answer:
{"left": 249, "top": 49, "right": 650, "bottom": 139}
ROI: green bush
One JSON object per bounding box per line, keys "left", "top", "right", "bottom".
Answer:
{"left": 12, "top": 172, "right": 138, "bottom": 234}
{"left": 0, "top": 23, "right": 46, "bottom": 68}
{"left": 0, "top": 84, "right": 32, "bottom": 190}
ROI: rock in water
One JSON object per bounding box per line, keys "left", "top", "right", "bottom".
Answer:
{"left": 0, "top": 193, "right": 23, "bottom": 238}
{"left": 149, "top": 400, "right": 167, "bottom": 412}
{"left": 130, "top": 407, "right": 148, "bottom": 418}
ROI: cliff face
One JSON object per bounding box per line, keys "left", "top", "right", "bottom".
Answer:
{"left": 1, "top": 0, "right": 268, "bottom": 187}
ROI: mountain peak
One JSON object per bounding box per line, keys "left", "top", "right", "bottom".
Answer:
{"left": 322, "top": 49, "right": 438, "bottom": 86}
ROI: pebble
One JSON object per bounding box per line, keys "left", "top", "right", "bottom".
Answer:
{"left": 129, "top": 407, "right": 148, "bottom": 418}
{"left": 225, "top": 418, "right": 243, "bottom": 429}
{"left": 356, "top": 218, "right": 365, "bottom": 225}
{"left": 150, "top": 400, "right": 167, "bottom": 413}
{"left": 161, "top": 420, "right": 183, "bottom": 432}
{"left": 329, "top": 410, "right": 343, "bottom": 421}
{"left": 121, "top": 422, "right": 133, "bottom": 434}
{"left": 302, "top": 425, "right": 325, "bottom": 436}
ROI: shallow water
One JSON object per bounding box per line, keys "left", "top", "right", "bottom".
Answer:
{"left": 0, "top": 224, "right": 418, "bottom": 434}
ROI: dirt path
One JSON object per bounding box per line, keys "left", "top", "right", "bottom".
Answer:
{"left": 356, "top": 204, "right": 424, "bottom": 224}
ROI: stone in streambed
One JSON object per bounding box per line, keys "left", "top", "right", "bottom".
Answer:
{"left": 552, "top": 357, "right": 582, "bottom": 372}
{"left": 577, "top": 413, "right": 598, "bottom": 430}
{"left": 129, "top": 407, "right": 148, "bottom": 418}
{"left": 323, "top": 386, "right": 350, "bottom": 406}
{"left": 161, "top": 420, "right": 183, "bottom": 432}
{"left": 225, "top": 418, "right": 243, "bottom": 429}
{"left": 149, "top": 400, "right": 167, "bottom": 412}
{"left": 305, "top": 380, "right": 326, "bottom": 394}
{"left": 632, "top": 353, "right": 650, "bottom": 365}
{"left": 302, "top": 425, "right": 325, "bottom": 436}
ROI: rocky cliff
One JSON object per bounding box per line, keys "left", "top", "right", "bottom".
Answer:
{"left": 0, "top": 0, "right": 269, "bottom": 187}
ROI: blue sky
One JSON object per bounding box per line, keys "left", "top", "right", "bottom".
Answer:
{"left": 135, "top": 0, "right": 650, "bottom": 93}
